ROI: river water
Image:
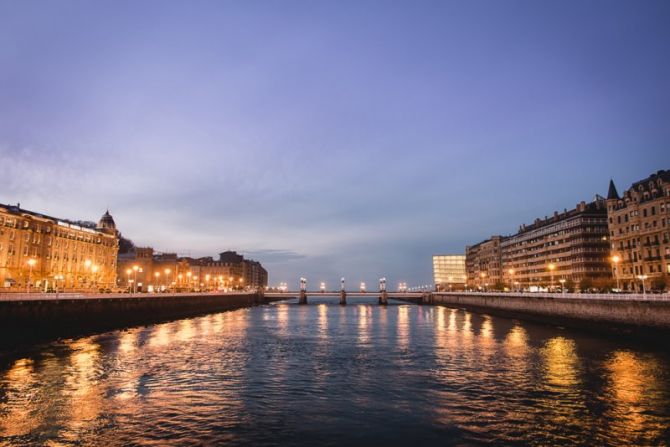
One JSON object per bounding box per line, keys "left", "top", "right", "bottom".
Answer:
{"left": 0, "top": 297, "right": 669, "bottom": 446}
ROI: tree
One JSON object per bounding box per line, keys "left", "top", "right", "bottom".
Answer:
{"left": 564, "top": 279, "right": 576, "bottom": 293}
{"left": 579, "top": 277, "right": 593, "bottom": 292}
{"left": 651, "top": 276, "right": 668, "bottom": 292}
{"left": 593, "top": 277, "right": 616, "bottom": 292}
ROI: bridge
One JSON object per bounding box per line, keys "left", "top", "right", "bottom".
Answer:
{"left": 264, "top": 290, "right": 427, "bottom": 305}
{"left": 264, "top": 277, "right": 427, "bottom": 305}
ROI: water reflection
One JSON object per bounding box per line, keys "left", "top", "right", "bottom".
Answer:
{"left": 603, "top": 350, "right": 668, "bottom": 444}
{"left": 0, "top": 300, "right": 668, "bottom": 447}
{"left": 541, "top": 337, "right": 579, "bottom": 390}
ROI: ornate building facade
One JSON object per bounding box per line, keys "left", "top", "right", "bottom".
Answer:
{"left": 0, "top": 204, "right": 119, "bottom": 291}
{"left": 606, "top": 170, "right": 670, "bottom": 292}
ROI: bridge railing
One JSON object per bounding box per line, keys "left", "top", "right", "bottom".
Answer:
{"left": 0, "top": 290, "right": 256, "bottom": 302}
{"left": 434, "top": 291, "right": 670, "bottom": 302}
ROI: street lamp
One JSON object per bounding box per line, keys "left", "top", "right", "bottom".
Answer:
{"left": 611, "top": 255, "right": 621, "bottom": 291}
{"left": 320, "top": 282, "right": 326, "bottom": 292}
{"left": 164, "top": 268, "right": 171, "bottom": 292}
{"left": 132, "top": 265, "right": 140, "bottom": 293}
{"left": 154, "top": 271, "right": 161, "bottom": 292}
{"left": 26, "top": 258, "right": 37, "bottom": 293}
{"left": 637, "top": 274, "right": 648, "bottom": 295}
{"left": 559, "top": 278, "right": 566, "bottom": 293}
{"left": 548, "top": 263, "right": 556, "bottom": 291}
{"left": 91, "top": 265, "right": 99, "bottom": 291}
{"left": 205, "top": 274, "right": 211, "bottom": 291}
{"left": 479, "top": 272, "right": 487, "bottom": 291}
{"left": 507, "top": 268, "right": 515, "bottom": 292}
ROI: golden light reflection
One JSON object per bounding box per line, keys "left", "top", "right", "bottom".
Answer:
{"left": 174, "top": 319, "right": 195, "bottom": 343}
{"left": 358, "top": 305, "right": 370, "bottom": 345}
{"left": 118, "top": 330, "right": 138, "bottom": 354}
{"left": 448, "top": 308, "right": 457, "bottom": 333}
{"left": 397, "top": 306, "right": 409, "bottom": 350}
{"left": 277, "top": 304, "right": 289, "bottom": 336}
{"left": 318, "top": 304, "right": 328, "bottom": 338}
{"left": 503, "top": 326, "right": 529, "bottom": 359}
{"left": 63, "top": 339, "right": 103, "bottom": 437}
{"left": 541, "top": 337, "right": 579, "bottom": 389}
{"left": 477, "top": 317, "right": 495, "bottom": 358}
{"left": 149, "top": 324, "right": 171, "bottom": 347}
{"left": 0, "top": 358, "right": 39, "bottom": 437}
{"left": 603, "top": 350, "right": 666, "bottom": 442}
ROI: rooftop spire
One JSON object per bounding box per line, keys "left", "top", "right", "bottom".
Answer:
{"left": 607, "top": 179, "right": 620, "bottom": 200}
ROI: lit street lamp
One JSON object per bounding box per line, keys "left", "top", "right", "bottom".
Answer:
{"left": 132, "top": 265, "right": 140, "bottom": 293}
{"left": 26, "top": 258, "right": 37, "bottom": 293}
{"left": 164, "top": 268, "right": 171, "bottom": 292}
{"left": 559, "top": 278, "right": 566, "bottom": 293}
{"left": 637, "top": 274, "right": 648, "bottom": 295}
{"left": 611, "top": 255, "right": 621, "bottom": 290}
{"left": 548, "top": 263, "right": 556, "bottom": 291}
{"left": 320, "top": 282, "right": 326, "bottom": 292}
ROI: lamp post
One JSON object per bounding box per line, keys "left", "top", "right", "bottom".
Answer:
{"left": 479, "top": 272, "right": 487, "bottom": 291}
{"left": 154, "top": 271, "right": 161, "bottom": 292}
{"left": 26, "top": 258, "right": 37, "bottom": 293}
{"left": 164, "top": 268, "right": 171, "bottom": 292}
{"left": 559, "top": 278, "right": 566, "bottom": 294}
{"left": 91, "top": 265, "right": 99, "bottom": 291}
{"left": 637, "top": 274, "right": 648, "bottom": 295}
{"left": 132, "top": 265, "right": 140, "bottom": 293}
{"left": 507, "top": 268, "right": 515, "bottom": 292}
{"left": 320, "top": 282, "right": 326, "bottom": 293}
{"left": 548, "top": 263, "right": 556, "bottom": 291}
{"left": 54, "top": 274, "right": 64, "bottom": 298}
{"left": 186, "top": 271, "right": 192, "bottom": 290}
{"left": 611, "top": 255, "right": 621, "bottom": 291}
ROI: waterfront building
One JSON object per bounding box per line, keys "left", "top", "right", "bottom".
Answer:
{"left": 466, "top": 236, "right": 504, "bottom": 290}
{"left": 432, "top": 254, "right": 466, "bottom": 291}
{"left": 500, "top": 198, "right": 611, "bottom": 290}
{"left": 606, "top": 170, "right": 670, "bottom": 292}
{"left": 117, "top": 248, "right": 268, "bottom": 291}
{"left": 0, "top": 204, "right": 119, "bottom": 291}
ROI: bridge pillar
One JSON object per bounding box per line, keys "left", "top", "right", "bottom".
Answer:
{"left": 299, "top": 290, "right": 307, "bottom": 305}
{"left": 378, "top": 290, "right": 388, "bottom": 305}
{"left": 421, "top": 292, "right": 434, "bottom": 304}
{"left": 339, "top": 290, "right": 347, "bottom": 305}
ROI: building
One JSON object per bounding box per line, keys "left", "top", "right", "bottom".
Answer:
{"left": 432, "top": 254, "right": 466, "bottom": 291}
{"left": 500, "top": 197, "right": 611, "bottom": 290}
{"left": 465, "top": 236, "right": 504, "bottom": 290}
{"left": 606, "top": 170, "right": 670, "bottom": 292}
{"left": 0, "top": 204, "right": 119, "bottom": 291}
{"left": 116, "top": 248, "right": 268, "bottom": 291}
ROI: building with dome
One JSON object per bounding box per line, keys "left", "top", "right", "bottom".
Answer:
{"left": 0, "top": 204, "right": 119, "bottom": 291}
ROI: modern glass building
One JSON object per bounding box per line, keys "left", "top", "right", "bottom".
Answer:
{"left": 432, "top": 254, "right": 467, "bottom": 291}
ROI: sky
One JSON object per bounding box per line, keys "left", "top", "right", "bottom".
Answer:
{"left": 1, "top": 0, "right": 669, "bottom": 289}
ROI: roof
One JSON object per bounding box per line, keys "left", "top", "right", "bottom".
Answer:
{"left": 607, "top": 179, "right": 620, "bottom": 200}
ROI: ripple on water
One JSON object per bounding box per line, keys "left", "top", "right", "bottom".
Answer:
{"left": 0, "top": 300, "right": 669, "bottom": 446}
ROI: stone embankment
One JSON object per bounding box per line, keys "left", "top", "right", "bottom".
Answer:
{"left": 0, "top": 292, "right": 285, "bottom": 349}
{"left": 424, "top": 292, "right": 670, "bottom": 332}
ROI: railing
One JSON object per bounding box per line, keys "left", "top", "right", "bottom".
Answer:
{"left": 435, "top": 291, "right": 670, "bottom": 301}
{"left": 0, "top": 290, "right": 256, "bottom": 302}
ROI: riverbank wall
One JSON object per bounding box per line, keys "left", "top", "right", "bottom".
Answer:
{"left": 427, "top": 292, "right": 670, "bottom": 333}
{"left": 0, "top": 292, "right": 285, "bottom": 349}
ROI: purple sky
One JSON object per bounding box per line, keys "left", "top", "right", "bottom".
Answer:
{"left": 1, "top": 1, "right": 669, "bottom": 289}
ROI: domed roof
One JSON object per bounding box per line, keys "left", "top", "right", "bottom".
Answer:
{"left": 97, "top": 210, "right": 116, "bottom": 231}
